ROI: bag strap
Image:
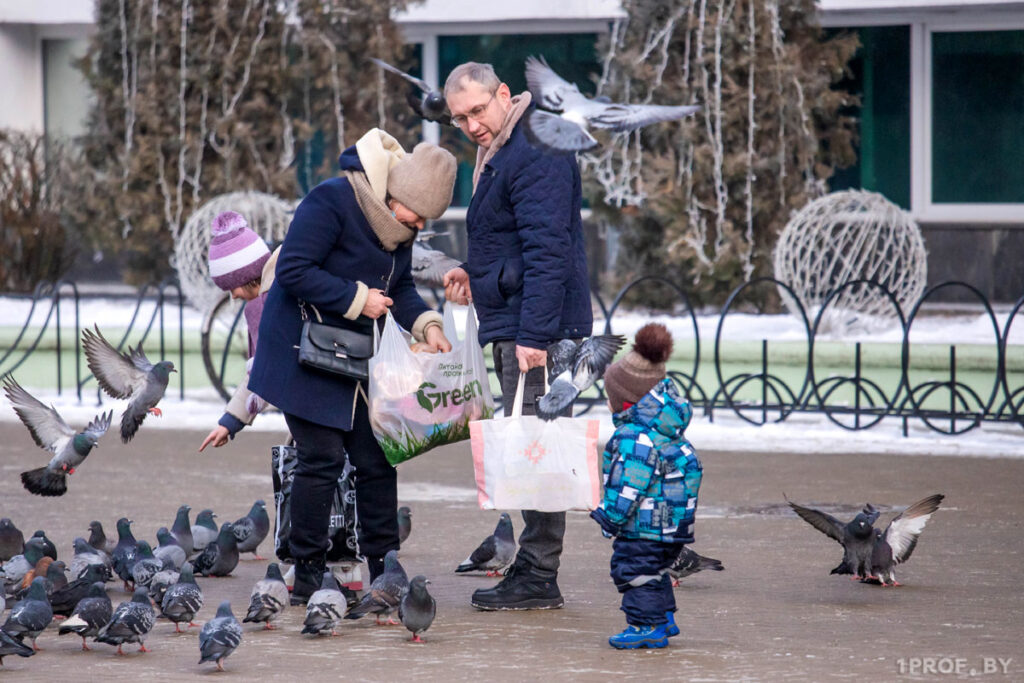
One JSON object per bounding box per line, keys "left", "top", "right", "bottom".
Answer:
{"left": 298, "top": 300, "right": 323, "bottom": 324}
{"left": 511, "top": 368, "right": 549, "bottom": 419}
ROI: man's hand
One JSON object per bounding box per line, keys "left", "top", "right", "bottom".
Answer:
{"left": 516, "top": 345, "right": 547, "bottom": 374}
{"left": 362, "top": 288, "right": 393, "bottom": 319}
{"left": 424, "top": 325, "right": 453, "bottom": 353}
{"left": 199, "top": 425, "right": 230, "bottom": 453}
{"left": 442, "top": 267, "right": 472, "bottom": 305}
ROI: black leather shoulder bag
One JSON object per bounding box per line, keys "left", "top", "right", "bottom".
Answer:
{"left": 296, "top": 301, "right": 373, "bottom": 382}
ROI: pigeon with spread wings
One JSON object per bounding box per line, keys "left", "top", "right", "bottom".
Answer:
{"left": 370, "top": 57, "right": 454, "bottom": 126}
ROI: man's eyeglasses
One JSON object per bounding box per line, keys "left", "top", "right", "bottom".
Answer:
{"left": 451, "top": 92, "right": 496, "bottom": 129}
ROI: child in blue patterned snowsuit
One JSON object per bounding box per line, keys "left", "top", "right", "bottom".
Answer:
{"left": 591, "top": 323, "right": 703, "bottom": 649}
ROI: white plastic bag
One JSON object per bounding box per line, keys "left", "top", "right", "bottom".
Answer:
{"left": 369, "top": 304, "right": 494, "bottom": 465}
{"left": 469, "top": 373, "right": 601, "bottom": 512}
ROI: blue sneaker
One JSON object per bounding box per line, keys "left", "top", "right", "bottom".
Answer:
{"left": 608, "top": 625, "right": 669, "bottom": 649}
{"left": 665, "top": 611, "right": 680, "bottom": 637}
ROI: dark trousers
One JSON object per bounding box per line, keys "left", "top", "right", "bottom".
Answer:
{"left": 610, "top": 538, "right": 679, "bottom": 626}
{"left": 492, "top": 340, "right": 569, "bottom": 572}
{"left": 284, "top": 400, "right": 398, "bottom": 562}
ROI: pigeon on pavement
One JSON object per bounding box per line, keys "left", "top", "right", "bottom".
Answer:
{"left": 110, "top": 518, "right": 140, "bottom": 592}
{"left": 369, "top": 57, "right": 453, "bottom": 125}
{"left": 302, "top": 571, "right": 348, "bottom": 636}
{"left": 190, "top": 510, "right": 218, "bottom": 557}
{"left": 1, "top": 539, "right": 47, "bottom": 595}
{"left": 536, "top": 334, "right": 626, "bottom": 420}
{"left": 3, "top": 376, "right": 112, "bottom": 496}
{"left": 82, "top": 325, "right": 176, "bottom": 443}
{"left": 95, "top": 586, "right": 156, "bottom": 655}
{"left": 199, "top": 601, "right": 243, "bottom": 672}
{"left": 243, "top": 563, "right": 288, "bottom": 630}
{"left": 0, "top": 625, "right": 35, "bottom": 663}
{"left": 345, "top": 550, "right": 408, "bottom": 625}
{"left": 787, "top": 496, "right": 888, "bottom": 579}
{"left": 57, "top": 581, "right": 112, "bottom": 650}
{"left": 866, "top": 494, "right": 945, "bottom": 586}
{"left": 30, "top": 531, "right": 57, "bottom": 561}
{"left": 130, "top": 541, "right": 164, "bottom": 589}
{"left": 231, "top": 501, "right": 270, "bottom": 560}
{"left": 88, "top": 520, "right": 117, "bottom": 555}
{"left": 399, "top": 575, "right": 436, "bottom": 643}
{"left": 11, "top": 556, "right": 53, "bottom": 598}
{"left": 0, "top": 519, "right": 26, "bottom": 564}
{"left": 154, "top": 528, "right": 186, "bottom": 571}
{"left": 50, "top": 564, "right": 109, "bottom": 617}
{"left": 193, "top": 523, "right": 239, "bottom": 577}
{"left": 668, "top": 547, "right": 724, "bottom": 587}
{"left": 160, "top": 562, "right": 203, "bottom": 632}
{"left": 397, "top": 507, "right": 412, "bottom": 546}
{"left": 455, "top": 512, "right": 516, "bottom": 577}
{"left": 147, "top": 568, "right": 179, "bottom": 607}
{"left": 2, "top": 577, "right": 53, "bottom": 651}
{"left": 170, "top": 505, "right": 194, "bottom": 558}
{"left": 412, "top": 241, "right": 462, "bottom": 289}
{"left": 70, "top": 537, "right": 113, "bottom": 582}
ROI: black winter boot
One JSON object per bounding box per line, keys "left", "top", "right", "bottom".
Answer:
{"left": 291, "top": 558, "right": 327, "bottom": 606}
{"left": 470, "top": 558, "right": 564, "bottom": 610}
{"left": 365, "top": 555, "right": 386, "bottom": 584}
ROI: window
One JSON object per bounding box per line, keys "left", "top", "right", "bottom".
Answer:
{"left": 43, "top": 38, "right": 92, "bottom": 139}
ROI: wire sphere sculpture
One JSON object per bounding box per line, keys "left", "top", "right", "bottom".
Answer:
{"left": 173, "top": 191, "right": 295, "bottom": 311}
{"left": 773, "top": 190, "right": 927, "bottom": 333}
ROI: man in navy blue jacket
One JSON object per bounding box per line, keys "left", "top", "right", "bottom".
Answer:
{"left": 443, "top": 62, "right": 593, "bottom": 610}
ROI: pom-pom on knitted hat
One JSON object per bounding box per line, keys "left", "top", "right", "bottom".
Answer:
{"left": 603, "top": 323, "right": 674, "bottom": 413}
{"left": 387, "top": 143, "right": 457, "bottom": 220}
{"left": 208, "top": 211, "right": 271, "bottom": 291}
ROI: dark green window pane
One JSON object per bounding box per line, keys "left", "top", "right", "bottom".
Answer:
{"left": 439, "top": 33, "right": 600, "bottom": 206}
{"left": 828, "top": 26, "right": 911, "bottom": 209}
{"left": 932, "top": 30, "right": 1024, "bottom": 203}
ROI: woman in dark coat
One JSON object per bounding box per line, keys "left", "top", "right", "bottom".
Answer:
{"left": 249, "top": 130, "right": 457, "bottom": 602}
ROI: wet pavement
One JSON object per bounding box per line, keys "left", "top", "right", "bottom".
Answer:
{"left": 0, "top": 421, "right": 1022, "bottom": 681}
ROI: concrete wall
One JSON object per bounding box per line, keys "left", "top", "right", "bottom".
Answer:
{"left": 0, "top": 24, "right": 42, "bottom": 132}
{"left": 921, "top": 224, "right": 1024, "bottom": 303}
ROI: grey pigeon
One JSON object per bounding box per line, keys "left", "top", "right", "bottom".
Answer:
{"left": 3, "top": 376, "right": 112, "bottom": 497}
{"left": 70, "top": 537, "right": 113, "bottom": 582}
{"left": 88, "top": 520, "right": 117, "bottom": 555}
{"left": 412, "top": 241, "right": 462, "bottom": 289}
{"left": 0, "top": 518, "right": 25, "bottom": 564}
{"left": 243, "top": 563, "right": 288, "bottom": 630}
{"left": 130, "top": 541, "right": 163, "bottom": 589}
{"left": 110, "top": 517, "right": 140, "bottom": 591}
{"left": 190, "top": 509, "right": 218, "bottom": 556}
{"left": 302, "top": 572, "right": 347, "bottom": 636}
{"left": 170, "top": 505, "right": 194, "bottom": 557}
{"left": 866, "top": 494, "right": 945, "bottom": 586}
{"left": 369, "top": 57, "right": 453, "bottom": 125}
{"left": 523, "top": 55, "right": 701, "bottom": 154}
{"left": 82, "top": 324, "right": 176, "bottom": 443}
{"left": 399, "top": 575, "right": 436, "bottom": 643}
{"left": 231, "top": 500, "right": 270, "bottom": 559}
{"left": 199, "top": 601, "right": 243, "bottom": 671}
{"left": 30, "top": 531, "right": 57, "bottom": 561}
{"left": 57, "top": 581, "right": 112, "bottom": 650}
{"left": 147, "top": 568, "right": 179, "bottom": 607}
{"left": 397, "top": 506, "right": 412, "bottom": 546}
{"left": 51, "top": 564, "right": 109, "bottom": 617}
{"left": 1, "top": 539, "right": 46, "bottom": 595}
{"left": 2, "top": 577, "right": 52, "bottom": 651}
{"left": 787, "top": 496, "right": 883, "bottom": 580}
{"left": 193, "top": 523, "right": 239, "bottom": 577}
{"left": 95, "top": 586, "right": 155, "bottom": 655}
{"left": 160, "top": 562, "right": 203, "bottom": 632}
{"left": 668, "top": 547, "right": 724, "bottom": 587}
{"left": 536, "top": 334, "right": 627, "bottom": 420}
{"left": 345, "top": 550, "right": 408, "bottom": 625}
{"left": 455, "top": 512, "right": 516, "bottom": 576}
{"left": 154, "top": 527, "right": 186, "bottom": 570}
{"left": 0, "top": 625, "right": 34, "bottom": 663}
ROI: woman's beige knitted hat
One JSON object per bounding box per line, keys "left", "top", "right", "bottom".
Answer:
{"left": 388, "top": 142, "right": 457, "bottom": 219}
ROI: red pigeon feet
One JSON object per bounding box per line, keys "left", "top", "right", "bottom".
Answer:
{"left": 148, "top": 407, "right": 163, "bottom": 417}
{"left": 263, "top": 623, "right": 277, "bottom": 631}
{"left": 412, "top": 635, "right": 423, "bottom": 643}
{"left": 138, "top": 644, "right": 149, "bottom": 653}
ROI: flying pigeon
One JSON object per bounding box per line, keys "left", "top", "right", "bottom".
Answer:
{"left": 154, "top": 527, "right": 186, "bottom": 571}
{"left": 243, "top": 563, "right": 288, "bottom": 630}
{"left": 50, "top": 564, "right": 109, "bottom": 617}
{"left": 160, "top": 562, "right": 203, "bottom": 632}
{"left": 369, "top": 57, "right": 453, "bottom": 125}
{"left": 668, "top": 547, "right": 724, "bottom": 587}
{"left": 170, "top": 505, "right": 194, "bottom": 558}
{"left": 0, "top": 624, "right": 35, "bottom": 663}
{"left": 88, "top": 520, "right": 117, "bottom": 555}
{"left": 70, "top": 537, "right": 113, "bottom": 582}
{"left": 302, "top": 571, "right": 348, "bottom": 636}
{"left": 397, "top": 506, "right": 412, "bottom": 546}
{"left": 2, "top": 577, "right": 53, "bottom": 651}
{"left": 536, "top": 334, "right": 627, "bottom": 420}
{"left": 95, "top": 586, "right": 156, "bottom": 655}
{"left": 147, "top": 567, "right": 179, "bottom": 607}
{"left": 455, "top": 512, "right": 516, "bottom": 577}
{"left": 0, "top": 518, "right": 26, "bottom": 564}
{"left": 190, "top": 509, "right": 218, "bottom": 556}
{"left": 345, "top": 550, "right": 409, "bottom": 625}
{"left": 0, "top": 539, "right": 47, "bottom": 595}
{"left": 57, "top": 581, "right": 112, "bottom": 650}
{"left": 3, "top": 376, "right": 112, "bottom": 497}
{"left": 522, "top": 55, "right": 701, "bottom": 154}
{"left": 862, "top": 494, "right": 945, "bottom": 586}
{"left": 82, "top": 324, "right": 176, "bottom": 443}
{"left": 399, "top": 575, "right": 436, "bottom": 643}
{"left": 110, "top": 517, "right": 140, "bottom": 592}
{"left": 231, "top": 501, "right": 270, "bottom": 560}
{"left": 199, "top": 601, "right": 243, "bottom": 671}
{"left": 130, "top": 541, "right": 164, "bottom": 589}
{"left": 193, "top": 523, "right": 239, "bottom": 577}
{"left": 412, "top": 241, "right": 462, "bottom": 289}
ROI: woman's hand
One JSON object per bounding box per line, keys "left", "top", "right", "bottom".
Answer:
{"left": 199, "top": 425, "right": 230, "bottom": 452}
{"left": 362, "top": 288, "right": 394, "bottom": 319}
{"left": 424, "top": 324, "right": 453, "bottom": 353}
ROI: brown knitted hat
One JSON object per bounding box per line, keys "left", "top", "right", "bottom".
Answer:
{"left": 387, "top": 142, "right": 457, "bottom": 219}
{"left": 604, "top": 323, "right": 674, "bottom": 412}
